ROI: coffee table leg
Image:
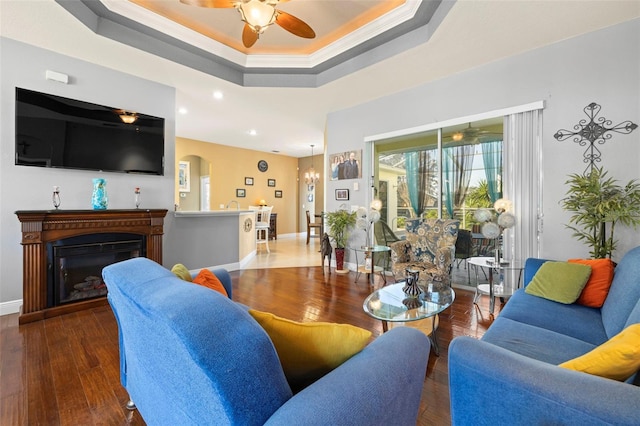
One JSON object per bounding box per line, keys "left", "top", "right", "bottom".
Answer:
{"left": 429, "top": 327, "right": 440, "bottom": 357}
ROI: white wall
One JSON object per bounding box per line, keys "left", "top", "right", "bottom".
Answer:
{"left": 325, "top": 19, "right": 640, "bottom": 262}
{"left": 0, "top": 38, "right": 176, "bottom": 309}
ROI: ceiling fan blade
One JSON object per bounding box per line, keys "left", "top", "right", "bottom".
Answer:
{"left": 242, "top": 24, "right": 259, "bottom": 48}
{"left": 179, "top": 0, "right": 235, "bottom": 8}
{"left": 275, "top": 11, "right": 316, "bottom": 39}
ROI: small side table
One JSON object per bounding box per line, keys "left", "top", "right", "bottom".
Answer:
{"left": 467, "top": 257, "right": 523, "bottom": 316}
{"left": 352, "top": 245, "right": 391, "bottom": 285}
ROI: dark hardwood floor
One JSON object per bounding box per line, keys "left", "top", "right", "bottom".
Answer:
{"left": 0, "top": 266, "right": 500, "bottom": 425}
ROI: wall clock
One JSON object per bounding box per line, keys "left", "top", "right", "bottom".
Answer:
{"left": 257, "top": 160, "right": 268, "bottom": 172}
{"left": 244, "top": 217, "right": 253, "bottom": 232}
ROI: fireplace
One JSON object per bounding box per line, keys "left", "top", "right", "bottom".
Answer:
{"left": 48, "top": 233, "right": 145, "bottom": 307}
{"left": 16, "top": 209, "right": 167, "bottom": 324}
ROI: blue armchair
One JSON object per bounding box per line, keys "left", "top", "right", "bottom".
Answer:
{"left": 103, "top": 257, "right": 430, "bottom": 425}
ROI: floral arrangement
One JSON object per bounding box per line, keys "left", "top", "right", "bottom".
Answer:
{"left": 356, "top": 199, "right": 382, "bottom": 248}
{"left": 474, "top": 198, "right": 516, "bottom": 239}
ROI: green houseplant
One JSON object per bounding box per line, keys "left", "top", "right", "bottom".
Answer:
{"left": 326, "top": 209, "right": 356, "bottom": 271}
{"left": 561, "top": 167, "right": 640, "bottom": 259}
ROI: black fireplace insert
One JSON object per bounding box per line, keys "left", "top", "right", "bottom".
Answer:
{"left": 47, "top": 233, "right": 145, "bottom": 307}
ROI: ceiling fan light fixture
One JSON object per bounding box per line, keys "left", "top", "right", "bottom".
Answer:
{"left": 452, "top": 132, "right": 464, "bottom": 142}
{"left": 237, "top": 0, "right": 277, "bottom": 33}
{"left": 117, "top": 110, "right": 138, "bottom": 124}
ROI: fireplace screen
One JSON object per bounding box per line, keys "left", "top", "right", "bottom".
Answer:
{"left": 48, "top": 234, "right": 144, "bottom": 306}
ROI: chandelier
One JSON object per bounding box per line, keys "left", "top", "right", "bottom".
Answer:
{"left": 304, "top": 144, "right": 320, "bottom": 185}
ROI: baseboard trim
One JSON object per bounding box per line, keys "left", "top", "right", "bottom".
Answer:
{"left": 0, "top": 299, "right": 22, "bottom": 316}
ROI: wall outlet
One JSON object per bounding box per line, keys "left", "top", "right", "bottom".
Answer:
{"left": 219, "top": 204, "right": 225, "bottom": 209}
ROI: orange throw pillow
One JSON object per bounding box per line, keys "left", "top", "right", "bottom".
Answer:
{"left": 192, "top": 269, "right": 228, "bottom": 297}
{"left": 568, "top": 258, "right": 614, "bottom": 308}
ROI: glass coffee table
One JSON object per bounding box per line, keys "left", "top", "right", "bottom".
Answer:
{"left": 363, "top": 281, "right": 455, "bottom": 355}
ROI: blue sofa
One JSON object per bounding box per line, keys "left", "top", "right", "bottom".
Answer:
{"left": 449, "top": 246, "right": 640, "bottom": 425}
{"left": 103, "top": 257, "right": 430, "bottom": 425}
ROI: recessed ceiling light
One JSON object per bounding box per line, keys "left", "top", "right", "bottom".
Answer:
{"left": 248, "top": 129, "right": 257, "bottom": 136}
{"left": 178, "top": 107, "right": 188, "bottom": 114}
{"left": 213, "top": 91, "right": 224, "bottom": 100}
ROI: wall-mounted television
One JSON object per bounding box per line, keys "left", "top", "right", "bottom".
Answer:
{"left": 15, "top": 87, "right": 165, "bottom": 175}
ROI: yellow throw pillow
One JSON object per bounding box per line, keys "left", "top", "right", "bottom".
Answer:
{"left": 559, "top": 323, "right": 640, "bottom": 381}
{"left": 248, "top": 309, "right": 372, "bottom": 389}
{"left": 171, "top": 263, "right": 192, "bottom": 282}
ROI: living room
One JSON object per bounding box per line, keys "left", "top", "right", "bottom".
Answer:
{"left": 1, "top": 0, "right": 640, "bottom": 423}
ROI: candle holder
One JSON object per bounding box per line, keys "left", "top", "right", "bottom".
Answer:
{"left": 135, "top": 187, "right": 141, "bottom": 209}
{"left": 52, "top": 186, "right": 61, "bottom": 209}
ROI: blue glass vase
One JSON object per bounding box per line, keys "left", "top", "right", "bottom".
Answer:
{"left": 91, "top": 178, "right": 108, "bottom": 210}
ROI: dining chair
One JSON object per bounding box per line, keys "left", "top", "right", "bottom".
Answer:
{"left": 255, "top": 206, "right": 273, "bottom": 253}
{"left": 454, "top": 229, "right": 474, "bottom": 285}
{"left": 306, "top": 210, "right": 323, "bottom": 244}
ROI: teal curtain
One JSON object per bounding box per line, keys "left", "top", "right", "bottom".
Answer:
{"left": 405, "top": 151, "right": 430, "bottom": 217}
{"left": 481, "top": 140, "right": 503, "bottom": 203}
{"left": 442, "top": 150, "right": 454, "bottom": 218}
{"left": 443, "top": 145, "right": 475, "bottom": 218}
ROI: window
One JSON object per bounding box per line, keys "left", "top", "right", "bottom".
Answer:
{"left": 375, "top": 118, "right": 503, "bottom": 232}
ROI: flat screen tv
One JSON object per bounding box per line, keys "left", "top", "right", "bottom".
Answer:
{"left": 15, "top": 87, "right": 165, "bottom": 175}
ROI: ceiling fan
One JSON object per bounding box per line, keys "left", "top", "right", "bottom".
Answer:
{"left": 180, "top": 0, "right": 316, "bottom": 48}
{"left": 446, "top": 123, "right": 502, "bottom": 144}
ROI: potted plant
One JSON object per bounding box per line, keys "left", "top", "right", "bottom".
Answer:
{"left": 561, "top": 167, "right": 640, "bottom": 259}
{"left": 326, "top": 208, "right": 356, "bottom": 272}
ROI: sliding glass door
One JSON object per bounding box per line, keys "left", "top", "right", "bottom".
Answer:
{"left": 375, "top": 118, "right": 503, "bottom": 233}
{"left": 370, "top": 102, "right": 544, "bottom": 261}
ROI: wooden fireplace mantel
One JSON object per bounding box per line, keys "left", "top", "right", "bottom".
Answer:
{"left": 15, "top": 209, "right": 168, "bottom": 324}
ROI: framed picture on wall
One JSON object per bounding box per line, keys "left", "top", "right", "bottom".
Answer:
{"left": 329, "top": 150, "right": 363, "bottom": 180}
{"left": 335, "top": 189, "right": 349, "bottom": 201}
{"left": 268, "top": 179, "right": 276, "bottom": 187}
{"left": 236, "top": 188, "right": 246, "bottom": 198}
{"left": 178, "top": 161, "right": 190, "bottom": 192}
{"left": 275, "top": 190, "right": 283, "bottom": 198}
{"left": 245, "top": 177, "right": 254, "bottom": 186}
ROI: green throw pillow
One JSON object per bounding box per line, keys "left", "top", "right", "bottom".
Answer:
{"left": 171, "top": 263, "right": 192, "bottom": 282}
{"left": 525, "top": 261, "right": 592, "bottom": 304}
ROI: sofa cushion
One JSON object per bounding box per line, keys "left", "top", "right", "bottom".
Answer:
{"left": 601, "top": 246, "right": 640, "bottom": 338}
{"left": 248, "top": 309, "right": 371, "bottom": 390}
{"left": 525, "top": 261, "right": 591, "bottom": 304}
{"left": 192, "top": 268, "right": 228, "bottom": 297}
{"left": 498, "top": 289, "right": 608, "bottom": 345}
{"left": 482, "top": 317, "right": 597, "bottom": 365}
{"left": 559, "top": 323, "right": 640, "bottom": 381}
{"left": 170, "top": 263, "right": 192, "bottom": 281}
{"left": 568, "top": 258, "right": 615, "bottom": 308}
{"left": 523, "top": 258, "right": 551, "bottom": 286}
